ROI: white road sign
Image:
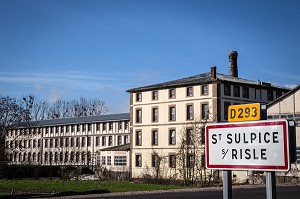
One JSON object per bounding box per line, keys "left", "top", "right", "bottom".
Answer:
{"left": 205, "top": 120, "right": 289, "bottom": 171}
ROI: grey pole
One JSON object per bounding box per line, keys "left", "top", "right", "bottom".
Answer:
{"left": 266, "top": 171, "right": 276, "bottom": 199}
{"left": 223, "top": 170, "right": 232, "bottom": 199}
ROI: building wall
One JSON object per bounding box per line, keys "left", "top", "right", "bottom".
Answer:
{"left": 5, "top": 118, "right": 130, "bottom": 169}
{"left": 267, "top": 88, "right": 300, "bottom": 147}
{"left": 130, "top": 80, "right": 289, "bottom": 180}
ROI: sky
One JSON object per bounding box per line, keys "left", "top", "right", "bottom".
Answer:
{"left": 1, "top": 0, "right": 300, "bottom": 114}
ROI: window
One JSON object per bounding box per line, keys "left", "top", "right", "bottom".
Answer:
{"left": 186, "top": 104, "right": 193, "bottom": 120}
{"left": 201, "top": 85, "right": 208, "bottom": 95}
{"left": 44, "top": 139, "right": 48, "bottom": 148}
{"left": 103, "top": 123, "right": 107, "bottom": 131}
{"left": 76, "top": 137, "right": 80, "bottom": 147}
{"left": 49, "top": 139, "right": 53, "bottom": 148}
{"left": 201, "top": 128, "right": 205, "bottom": 144}
{"left": 187, "top": 154, "right": 194, "bottom": 168}
{"left": 135, "top": 130, "right": 142, "bottom": 146}
{"left": 169, "top": 88, "right": 176, "bottom": 99}
{"left": 224, "top": 84, "right": 231, "bottom": 96}
{"left": 65, "top": 138, "right": 69, "bottom": 147}
{"left": 96, "top": 123, "right": 100, "bottom": 131}
{"left": 152, "top": 91, "right": 158, "bottom": 100}
{"left": 136, "top": 154, "right": 142, "bottom": 167}
{"left": 124, "top": 135, "right": 128, "bottom": 144}
{"left": 96, "top": 137, "right": 100, "bottom": 146}
{"left": 118, "top": 122, "right": 122, "bottom": 130}
{"left": 60, "top": 138, "right": 63, "bottom": 147}
{"left": 187, "top": 87, "right": 193, "bottom": 97}
{"left": 169, "top": 129, "right": 176, "bottom": 145}
{"left": 101, "top": 156, "right": 106, "bottom": 165}
{"left": 233, "top": 86, "right": 240, "bottom": 97}
{"left": 152, "top": 130, "right": 158, "bottom": 146}
{"left": 102, "top": 136, "right": 106, "bottom": 146}
{"left": 118, "top": 136, "right": 122, "bottom": 145}
{"left": 152, "top": 107, "right": 158, "bottom": 122}
{"left": 82, "top": 152, "right": 85, "bottom": 162}
{"left": 71, "top": 138, "right": 74, "bottom": 147}
{"left": 114, "top": 156, "right": 127, "bottom": 166}
{"left": 224, "top": 101, "right": 231, "bottom": 120}
{"left": 136, "top": 109, "right": 142, "bottom": 123}
{"left": 61, "top": 126, "right": 64, "bottom": 134}
{"left": 169, "top": 106, "right": 176, "bottom": 121}
{"left": 201, "top": 103, "right": 209, "bottom": 119}
{"left": 108, "top": 136, "right": 113, "bottom": 146}
{"left": 151, "top": 155, "right": 159, "bottom": 167}
{"left": 82, "top": 137, "right": 86, "bottom": 147}
{"left": 276, "top": 91, "right": 282, "bottom": 99}
{"left": 201, "top": 154, "right": 205, "bottom": 168}
{"left": 242, "top": 86, "right": 249, "bottom": 98}
{"left": 267, "top": 90, "right": 274, "bottom": 101}
{"left": 107, "top": 156, "right": 111, "bottom": 165}
{"left": 169, "top": 154, "right": 176, "bottom": 168}
{"left": 77, "top": 124, "right": 80, "bottom": 132}
{"left": 125, "top": 121, "right": 129, "bottom": 130}
{"left": 87, "top": 137, "right": 91, "bottom": 147}
{"left": 136, "top": 92, "right": 142, "bottom": 102}
{"left": 187, "top": 128, "right": 193, "bottom": 145}
{"left": 109, "top": 122, "right": 113, "bottom": 131}
{"left": 88, "top": 124, "right": 92, "bottom": 132}
{"left": 71, "top": 125, "right": 75, "bottom": 132}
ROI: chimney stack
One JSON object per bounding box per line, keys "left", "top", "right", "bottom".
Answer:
{"left": 211, "top": 66, "right": 217, "bottom": 79}
{"left": 228, "top": 50, "right": 238, "bottom": 78}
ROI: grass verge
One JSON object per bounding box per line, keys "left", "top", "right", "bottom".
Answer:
{"left": 0, "top": 180, "right": 185, "bottom": 196}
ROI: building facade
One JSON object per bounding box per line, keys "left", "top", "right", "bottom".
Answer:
{"left": 5, "top": 113, "right": 130, "bottom": 170}
{"left": 267, "top": 85, "right": 300, "bottom": 163}
{"left": 127, "top": 51, "right": 290, "bottom": 180}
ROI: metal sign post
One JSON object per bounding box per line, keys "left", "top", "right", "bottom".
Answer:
{"left": 223, "top": 170, "right": 232, "bottom": 199}
{"left": 205, "top": 103, "right": 291, "bottom": 199}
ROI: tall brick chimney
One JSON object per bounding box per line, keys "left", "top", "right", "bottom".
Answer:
{"left": 210, "top": 66, "right": 217, "bottom": 79}
{"left": 228, "top": 50, "right": 238, "bottom": 78}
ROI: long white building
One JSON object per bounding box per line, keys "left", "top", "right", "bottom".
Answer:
{"left": 5, "top": 113, "right": 130, "bottom": 171}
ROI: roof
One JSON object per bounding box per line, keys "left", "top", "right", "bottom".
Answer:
{"left": 267, "top": 84, "right": 300, "bottom": 108}
{"left": 99, "top": 144, "right": 130, "bottom": 151}
{"left": 19, "top": 113, "right": 130, "bottom": 127}
{"left": 126, "top": 72, "right": 290, "bottom": 92}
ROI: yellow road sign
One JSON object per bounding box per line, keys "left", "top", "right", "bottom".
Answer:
{"left": 228, "top": 103, "right": 261, "bottom": 122}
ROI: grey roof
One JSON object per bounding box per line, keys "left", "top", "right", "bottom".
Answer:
{"left": 99, "top": 144, "right": 130, "bottom": 151}
{"left": 24, "top": 113, "right": 129, "bottom": 127}
{"left": 126, "top": 72, "right": 290, "bottom": 92}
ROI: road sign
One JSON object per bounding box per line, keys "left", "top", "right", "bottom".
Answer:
{"left": 205, "top": 119, "right": 289, "bottom": 171}
{"left": 228, "top": 103, "right": 261, "bottom": 122}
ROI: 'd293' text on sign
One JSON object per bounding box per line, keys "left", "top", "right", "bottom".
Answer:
{"left": 205, "top": 120, "right": 289, "bottom": 171}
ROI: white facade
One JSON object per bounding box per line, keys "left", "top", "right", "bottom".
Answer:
{"left": 5, "top": 114, "right": 130, "bottom": 170}
{"left": 267, "top": 85, "right": 300, "bottom": 162}
{"left": 127, "top": 66, "right": 290, "bottom": 181}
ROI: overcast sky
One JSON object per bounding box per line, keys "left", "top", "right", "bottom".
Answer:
{"left": 1, "top": 0, "right": 299, "bottom": 113}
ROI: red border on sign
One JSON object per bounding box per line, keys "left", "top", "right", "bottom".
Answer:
{"left": 205, "top": 120, "right": 289, "bottom": 171}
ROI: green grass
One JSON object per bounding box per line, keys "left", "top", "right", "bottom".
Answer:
{"left": 0, "top": 180, "right": 185, "bottom": 196}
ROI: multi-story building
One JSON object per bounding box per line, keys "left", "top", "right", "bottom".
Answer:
{"left": 267, "top": 84, "right": 300, "bottom": 164}
{"left": 5, "top": 113, "right": 130, "bottom": 171}
{"left": 127, "top": 51, "right": 290, "bottom": 180}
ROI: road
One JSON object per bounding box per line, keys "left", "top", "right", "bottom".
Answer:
{"left": 56, "top": 185, "right": 300, "bottom": 199}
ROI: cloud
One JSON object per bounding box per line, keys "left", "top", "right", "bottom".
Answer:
{"left": 0, "top": 70, "right": 135, "bottom": 91}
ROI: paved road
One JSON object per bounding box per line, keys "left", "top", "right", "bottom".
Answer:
{"left": 55, "top": 185, "right": 300, "bottom": 199}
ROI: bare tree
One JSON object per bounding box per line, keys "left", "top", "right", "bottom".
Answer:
{"left": 47, "top": 97, "right": 109, "bottom": 119}
{"left": 176, "top": 114, "right": 219, "bottom": 186}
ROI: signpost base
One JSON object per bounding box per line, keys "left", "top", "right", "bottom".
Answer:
{"left": 266, "top": 171, "right": 276, "bottom": 199}
{"left": 223, "top": 170, "right": 232, "bottom": 199}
